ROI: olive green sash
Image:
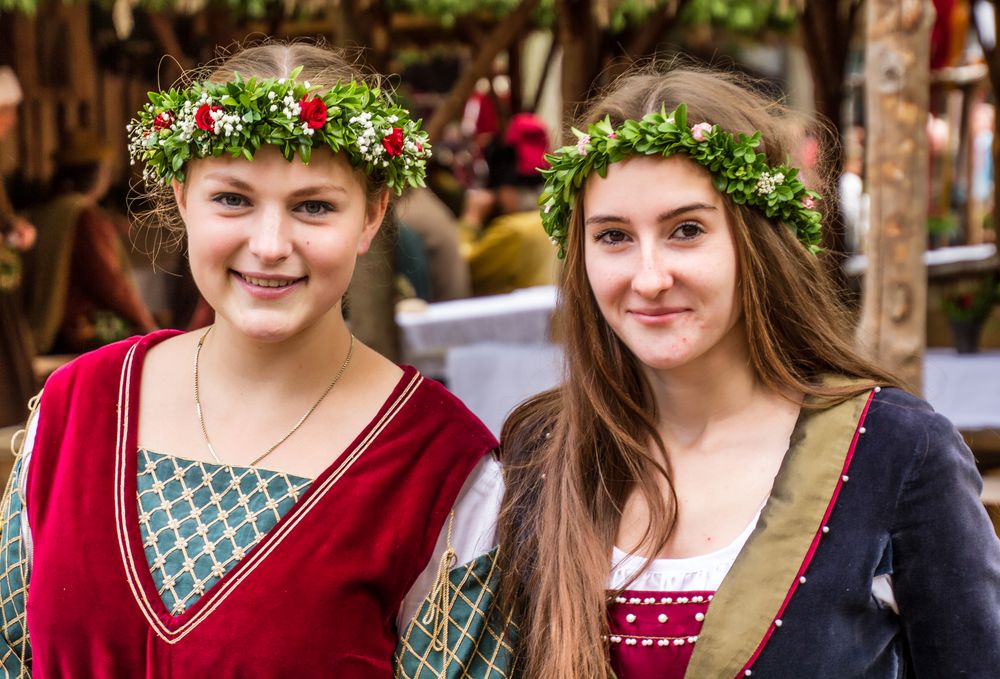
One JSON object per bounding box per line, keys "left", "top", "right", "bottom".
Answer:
{"left": 685, "top": 385, "right": 872, "bottom": 678}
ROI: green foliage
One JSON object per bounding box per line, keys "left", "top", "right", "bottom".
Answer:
{"left": 682, "top": 0, "right": 797, "bottom": 34}
{"left": 538, "top": 103, "right": 824, "bottom": 258}
{"left": 128, "top": 70, "right": 430, "bottom": 194}
{"left": 3, "top": 0, "right": 285, "bottom": 16}
{"left": 388, "top": 0, "right": 534, "bottom": 26}
{"left": 941, "top": 276, "right": 999, "bottom": 322}
{"left": 3, "top": 0, "right": 798, "bottom": 33}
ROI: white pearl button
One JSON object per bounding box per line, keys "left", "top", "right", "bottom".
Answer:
{"left": 695, "top": 612, "right": 705, "bottom": 622}
{"left": 625, "top": 613, "right": 636, "bottom": 623}
{"left": 658, "top": 613, "right": 668, "bottom": 623}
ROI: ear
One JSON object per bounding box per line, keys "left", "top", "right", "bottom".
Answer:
{"left": 356, "top": 189, "right": 389, "bottom": 256}
{"left": 172, "top": 179, "right": 188, "bottom": 223}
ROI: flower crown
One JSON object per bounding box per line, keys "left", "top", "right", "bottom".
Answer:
{"left": 539, "top": 103, "right": 823, "bottom": 257}
{"left": 128, "top": 66, "right": 430, "bottom": 195}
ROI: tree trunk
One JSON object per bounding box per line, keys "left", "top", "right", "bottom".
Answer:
{"left": 424, "top": 0, "right": 541, "bottom": 143}
{"left": 556, "top": 0, "right": 600, "bottom": 134}
{"left": 799, "top": 0, "right": 863, "bottom": 295}
{"left": 598, "top": 0, "right": 692, "bottom": 88}
{"left": 858, "top": 0, "right": 934, "bottom": 393}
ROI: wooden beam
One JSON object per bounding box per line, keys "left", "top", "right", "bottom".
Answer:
{"left": 424, "top": 0, "right": 541, "bottom": 143}
{"left": 857, "top": 0, "right": 934, "bottom": 393}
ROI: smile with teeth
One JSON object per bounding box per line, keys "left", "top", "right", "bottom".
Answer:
{"left": 237, "top": 272, "right": 300, "bottom": 288}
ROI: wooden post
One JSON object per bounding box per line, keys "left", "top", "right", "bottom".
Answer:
{"left": 858, "top": 0, "right": 934, "bottom": 393}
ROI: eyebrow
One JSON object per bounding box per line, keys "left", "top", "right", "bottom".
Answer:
{"left": 585, "top": 202, "right": 717, "bottom": 226}
{"left": 201, "top": 172, "right": 348, "bottom": 198}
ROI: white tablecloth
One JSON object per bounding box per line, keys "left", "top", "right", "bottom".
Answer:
{"left": 924, "top": 349, "right": 1000, "bottom": 430}
{"left": 446, "top": 343, "right": 1000, "bottom": 437}
{"left": 397, "top": 286, "right": 557, "bottom": 357}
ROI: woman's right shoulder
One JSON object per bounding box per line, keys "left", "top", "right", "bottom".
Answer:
{"left": 43, "top": 330, "right": 184, "bottom": 397}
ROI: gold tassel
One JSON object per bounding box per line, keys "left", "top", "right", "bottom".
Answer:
{"left": 421, "top": 511, "right": 457, "bottom": 653}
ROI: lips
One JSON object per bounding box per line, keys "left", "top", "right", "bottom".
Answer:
{"left": 628, "top": 307, "right": 689, "bottom": 325}
{"left": 234, "top": 271, "right": 303, "bottom": 288}
{"left": 630, "top": 307, "right": 687, "bottom": 316}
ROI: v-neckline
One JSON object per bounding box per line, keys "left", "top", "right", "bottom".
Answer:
{"left": 113, "top": 330, "right": 421, "bottom": 644}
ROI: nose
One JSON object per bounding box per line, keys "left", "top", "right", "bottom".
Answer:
{"left": 247, "top": 205, "right": 293, "bottom": 264}
{"left": 631, "top": 241, "right": 674, "bottom": 298}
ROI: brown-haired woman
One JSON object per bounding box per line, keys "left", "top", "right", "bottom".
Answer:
{"left": 492, "top": 68, "right": 1000, "bottom": 678}
{"left": 0, "top": 43, "right": 502, "bottom": 677}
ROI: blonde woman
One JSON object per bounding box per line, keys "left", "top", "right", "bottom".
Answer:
{"left": 0, "top": 44, "right": 501, "bottom": 677}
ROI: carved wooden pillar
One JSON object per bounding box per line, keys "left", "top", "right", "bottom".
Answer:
{"left": 858, "top": 0, "right": 934, "bottom": 392}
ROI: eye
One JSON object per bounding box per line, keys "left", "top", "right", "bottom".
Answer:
{"left": 672, "top": 221, "right": 704, "bottom": 240}
{"left": 296, "top": 200, "right": 335, "bottom": 216}
{"left": 211, "top": 193, "right": 249, "bottom": 209}
{"left": 594, "top": 228, "right": 630, "bottom": 246}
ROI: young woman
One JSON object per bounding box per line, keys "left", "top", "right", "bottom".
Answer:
{"left": 396, "top": 68, "right": 1000, "bottom": 678}
{"left": 0, "top": 43, "right": 502, "bottom": 677}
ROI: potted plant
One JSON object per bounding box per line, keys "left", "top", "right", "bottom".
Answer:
{"left": 941, "top": 276, "right": 998, "bottom": 353}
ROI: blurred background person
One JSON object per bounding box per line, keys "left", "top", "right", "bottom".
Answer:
{"left": 23, "top": 130, "right": 156, "bottom": 355}
{"left": 0, "top": 65, "right": 36, "bottom": 427}
{"left": 458, "top": 112, "right": 558, "bottom": 297}
{"left": 395, "top": 181, "right": 472, "bottom": 301}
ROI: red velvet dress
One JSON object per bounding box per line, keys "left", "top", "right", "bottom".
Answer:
{"left": 24, "top": 331, "right": 496, "bottom": 678}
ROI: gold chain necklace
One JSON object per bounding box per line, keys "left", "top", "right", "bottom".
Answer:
{"left": 194, "top": 326, "right": 355, "bottom": 467}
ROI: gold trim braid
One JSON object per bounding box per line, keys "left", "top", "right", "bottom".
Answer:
{"left": 8, "top": 390, "right": 42, "bottom": 460}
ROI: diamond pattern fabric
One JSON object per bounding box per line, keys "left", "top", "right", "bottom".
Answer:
{"left": 136, "top": 449, "right": 312, "bottom": 616}
{"left": 0, "top": 454, "right": 31, "bottom": 673}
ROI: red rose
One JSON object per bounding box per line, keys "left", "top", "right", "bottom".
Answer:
{"left": 381, "top": 127, "right": 405, "bottom": 157}
{"left": 153, "top": 111, "right": 173, "bottom": 130}
{"left": 299, "top": 97, "right": 328, "bottom": 129}
{"left": 960, "top": 293, "right": 974, "bottom": 308}
{"left": 195, "top": 104, "right": 222, "bottom": 132}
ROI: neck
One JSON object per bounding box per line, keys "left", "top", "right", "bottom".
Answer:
{"left": 642, "top": 324, "right": 762, "bottom": 446}
{"left": 199, "top": 307, "right": 353, "bottom": 395}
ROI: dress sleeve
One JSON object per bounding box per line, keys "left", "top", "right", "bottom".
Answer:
{"left": 396, "top": 453, "right": 504, "bottom": 632}
{"left": 890, "top": 410, "right": 1000, "bottom": 675}
{"left": 0, "top": 406, "right": 37, "bottom": 677}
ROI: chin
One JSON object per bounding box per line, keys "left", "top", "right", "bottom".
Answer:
{"left": 623, "top": 340, "right": 707, "bottom": 372}
{"left": 224, "top": 310, "right": 306, "bottom": 343}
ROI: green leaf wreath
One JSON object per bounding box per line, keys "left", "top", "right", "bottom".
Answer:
{"left": 128, "top": 66, "right": 430, "bottom": 195}
{"left": 538, "top": 103, "right": 823, "bottom": 258}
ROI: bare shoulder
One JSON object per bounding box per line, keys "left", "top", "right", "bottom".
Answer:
{"left": 344, "top": 342, "right": 405, "bottom": 398}
{"left": 141, "top": 331, "right": 201, "bottom": 379}
{"left": 137, "top": 331, "right": 201, "bottom": 451}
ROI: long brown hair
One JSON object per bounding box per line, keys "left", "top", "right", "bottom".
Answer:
{"left": 496, "top": 67, "right": 900, "bottom": 679}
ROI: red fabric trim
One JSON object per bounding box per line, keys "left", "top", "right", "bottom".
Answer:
{"left": 25, "top": 330, "right": 496, "bottom": 677}
{"left": 736, "top": 389, "right": 877, "bottom": 678}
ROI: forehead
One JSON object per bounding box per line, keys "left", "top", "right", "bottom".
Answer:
{"left": 582, "top": 154, "right": 722, "bottom": 216}
{"left": 185, "top": 145, "right": 364, "bottom": 192}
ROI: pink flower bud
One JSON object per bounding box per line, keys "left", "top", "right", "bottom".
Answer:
{"left": 691, "top": 122, "right": 713, "bottom": 142}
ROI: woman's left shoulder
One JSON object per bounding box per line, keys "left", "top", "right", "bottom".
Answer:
{"left": 858, "top": 386, "right": 976, "bottom": 486}
{"left": 863, "top": 386, "right": 959, "bottom": 447}
{"left": 403, "top": 366, "right": 499, "bottom": 451}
